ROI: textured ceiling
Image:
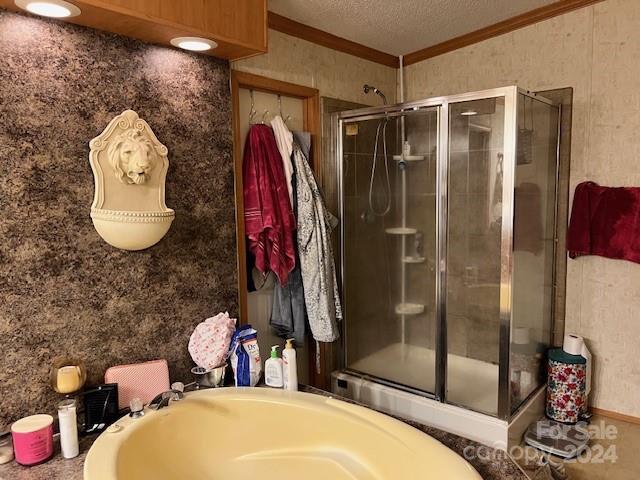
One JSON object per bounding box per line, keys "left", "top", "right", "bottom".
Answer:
{"left": 269, "top": 0, "right": 559, "bottom": 56}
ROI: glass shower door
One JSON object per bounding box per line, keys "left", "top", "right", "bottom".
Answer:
{"left": 341, "top": 106, "right": 440, "bottom": 394}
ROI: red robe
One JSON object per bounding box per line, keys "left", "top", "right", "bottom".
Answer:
{"left": 243, "top": 124, "right": 296, "bottom": 285}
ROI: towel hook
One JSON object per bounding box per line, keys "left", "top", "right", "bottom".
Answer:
{"left": 248, "top": 90, "right": 257, "bottom": 124}
{"left": 261, "top": 109, "right": 270, "bottom": 124}
{"left": 277, "top": 93, "right": 293, "bottom": 125}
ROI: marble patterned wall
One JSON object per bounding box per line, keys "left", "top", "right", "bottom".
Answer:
{"left": 404, "top": 0, "right": 640, "bottom": 418}
{"left": 0, "top": 10, "right": 237, "bottom": 426}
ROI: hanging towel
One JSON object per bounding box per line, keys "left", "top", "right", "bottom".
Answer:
{"left": 243, "top": 124, "right": 296, "bottom": 285}
{"left": 271, "top": 115, "right": 295, "bottom": 206}
{"left": 293, "top": 132, "right": 342, "bottom": 343}
{"left": 568, "top": 181, "right": 640, "bottom": 264}
{"left": 270, "top": 136, "right": 307, "bottom": 344}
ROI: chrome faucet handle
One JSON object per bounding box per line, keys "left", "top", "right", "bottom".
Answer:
{"left": 171, "top": 382, "right": 185, "bottom": 394}
{"left": 129, "top": 397, "right": 145, "bottom": 418}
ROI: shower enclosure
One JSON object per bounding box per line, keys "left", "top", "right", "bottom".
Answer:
{"left": 335, "top": 86, "right": 560, "bottom": 422}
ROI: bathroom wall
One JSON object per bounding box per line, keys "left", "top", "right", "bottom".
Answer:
{"left": 233, "top": 29, "right": 397, "bottom": 106}
{"left": 0, "top": 10, "right": 237, "bottom": 426}
{"left": 403, "top": 0, "right": 640, "bottom": 418}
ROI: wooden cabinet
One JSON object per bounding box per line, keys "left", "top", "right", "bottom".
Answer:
{"left": 1, "top": 0, "right": 267, "bottom": 60}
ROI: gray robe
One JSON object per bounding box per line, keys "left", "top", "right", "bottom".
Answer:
{"left": 292, "top": 133, "right": 342, "bottom": 343}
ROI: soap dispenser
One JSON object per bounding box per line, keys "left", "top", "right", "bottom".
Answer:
{"left": 282, "top": 339, "right": 298, "bottom": 391}
{"left": 265, "top": 346, "right": 284, "bottom": 388}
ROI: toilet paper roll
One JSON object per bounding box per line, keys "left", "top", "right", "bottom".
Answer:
{"left": 563, "top": 333, "right": 584, "bottom": 355}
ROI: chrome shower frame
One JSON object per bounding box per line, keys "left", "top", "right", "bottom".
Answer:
{"left": 334, "top": 86, "right": 560, "bottom": 421}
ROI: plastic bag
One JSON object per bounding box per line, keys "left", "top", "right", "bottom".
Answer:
{"left": 229, "top": 325, "right": 262, "bottom": 387}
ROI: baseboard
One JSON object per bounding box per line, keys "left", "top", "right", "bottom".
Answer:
{"left": 591, "top": 407, "right": 640, "bottom": 425}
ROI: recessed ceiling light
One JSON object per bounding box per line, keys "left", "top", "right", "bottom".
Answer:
{"left": 170, "top": 37, "right": 217, "bottom": 52}
{"left": 460, "top": 110, "right": 478, "bottom": 116}
{"left": 15, "top": 0, "right": 81, "bottom": 18}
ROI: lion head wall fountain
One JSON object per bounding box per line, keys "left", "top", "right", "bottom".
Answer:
{"left": 89, "top": 110, "right": 175, "bottom": 250}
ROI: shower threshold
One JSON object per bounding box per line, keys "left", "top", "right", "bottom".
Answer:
{"left": 331, "top": 343, "right": 545, "bottom": 449}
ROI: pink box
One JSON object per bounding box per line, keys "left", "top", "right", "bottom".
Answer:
{"left": 11, "top": 414, "right": 54, "bottom": 466}
{"left": 105, "top": 359, "right": 170, "bottom": 409}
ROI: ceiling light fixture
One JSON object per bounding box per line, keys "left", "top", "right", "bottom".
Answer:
{"left": 460, "top": 109, "right": 478, "bottom": 116}
{"left": 170, "top": 37, "right": 217, "bottom": 52}
{"left": 15, "top": 0, "right": 81, "bottom": 18}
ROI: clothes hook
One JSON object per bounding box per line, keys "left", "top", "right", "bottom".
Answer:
{"left": 261, "top": 109, "right": 269, "bottom": 124}
{"left": 278, "top": 94, "right": 283, "bottom": 118}
{"left": 249, "top": 90, "right": 257, "bottom": 124}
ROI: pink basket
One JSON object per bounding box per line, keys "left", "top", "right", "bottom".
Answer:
{"left": 105, "top": 359, "right": 170, "bottom": 409}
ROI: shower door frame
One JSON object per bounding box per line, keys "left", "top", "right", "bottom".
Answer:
{"left": 335, "top": 86, "right": 558, "bottom": 421}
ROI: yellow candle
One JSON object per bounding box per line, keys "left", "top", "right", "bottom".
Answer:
{"left": 56, "top": 366, "right": 81, "bottom": 394}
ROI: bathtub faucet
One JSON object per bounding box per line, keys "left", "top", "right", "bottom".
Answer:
{"left": 148, "top": 388, "right": 184, "bottom": 411}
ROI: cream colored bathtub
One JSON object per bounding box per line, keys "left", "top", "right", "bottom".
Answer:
{"left": 84, "top": 388, "right": 481, "bottom": 480}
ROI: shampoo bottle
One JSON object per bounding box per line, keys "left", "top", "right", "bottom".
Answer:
{"left": 265, "top": 346, "right": 283, "bottom": 388}
{"left": 282, "top": 339, "right": 298, "bottom": 391}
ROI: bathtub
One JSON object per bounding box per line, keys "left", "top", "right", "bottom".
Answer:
{"left": 84, "top": 387, "right": 481, "bottom": 479}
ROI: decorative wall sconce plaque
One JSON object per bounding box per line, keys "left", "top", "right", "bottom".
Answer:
{"left": 89, "top": 110, "right": 175, "bottom": 250}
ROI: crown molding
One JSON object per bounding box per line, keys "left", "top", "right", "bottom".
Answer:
{"left": 267, "top": 0, "right": 603, "bottom": 69}
{"left": 267, "top": 12, "right": 399, "bottom": 68}
{"left": 404, "top": 0, "right": 606, "bottom": 66}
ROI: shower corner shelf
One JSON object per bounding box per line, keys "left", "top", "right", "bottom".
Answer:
{"left": 393, "top": 154, "right": 425, "bottom": 162}
{"left": 402, "top": 256, "right": 426, "bottom": 264}
{"left": 395, "top": 303, "right": 425, "bottom": 315}
{"left": 385, "top": 227, "right": 417, "bottom": 235}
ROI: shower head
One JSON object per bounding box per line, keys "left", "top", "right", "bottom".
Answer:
{"left": 363, "top": 84, "right": 387, "bottom": 105}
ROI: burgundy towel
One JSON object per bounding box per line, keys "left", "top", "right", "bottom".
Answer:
{"left": 243, "top": 124, "right": 296, "bottom": 285}
{"left": 568, "top": 181, "right": 640, "bottom": 263}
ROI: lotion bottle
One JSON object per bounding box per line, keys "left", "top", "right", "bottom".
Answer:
{"left": 282, "top": 339, "right": 298, "bottom": 391}
{"left": 265, "top": 346, "right": 283, "bottom": 388}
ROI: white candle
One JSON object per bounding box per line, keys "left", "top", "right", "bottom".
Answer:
{"left": 57, "top": 399, "right": 79, "bottom": 459}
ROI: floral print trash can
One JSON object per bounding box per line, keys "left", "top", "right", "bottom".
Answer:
{"left": 546, "top": 348, "right": 588, "bottom": 424}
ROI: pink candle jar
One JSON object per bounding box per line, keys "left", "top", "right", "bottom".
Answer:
{"left": 11, "top": 414, "right": 54, "bottom": 466}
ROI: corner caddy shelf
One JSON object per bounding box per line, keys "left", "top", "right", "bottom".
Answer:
{"left": 393, "top": 154, "right": 425, "bottom": 162}
{"left": 385, "top": 227, "right": 417, "bottom": 235}
{"left": 402, "top": 256, "right": 426, "bottom": 264}
{"left": 395, "top": 303, "right": 425, "bottom": 315}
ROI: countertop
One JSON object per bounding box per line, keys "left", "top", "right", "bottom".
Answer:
{"left": 0, "top": 385, "right": 529, "bottom": 480}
